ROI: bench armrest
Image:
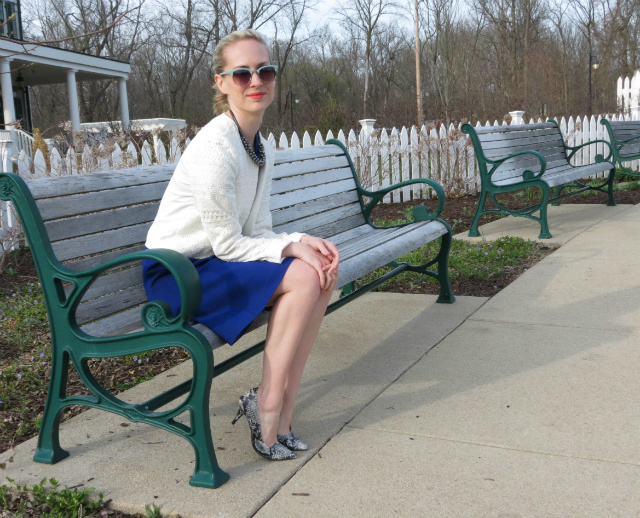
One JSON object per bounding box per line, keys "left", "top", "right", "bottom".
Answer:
{"left": 565, "top": 139, "right": 613, "bottom": 163}
{"left": 486, "top": 149, "right": 548, "bottom": 182}
{"left": 359, "top": 178, "right": 447, "bottom": 227}
{"left": 65, "top": 249, "right": 202, "bottom": 334}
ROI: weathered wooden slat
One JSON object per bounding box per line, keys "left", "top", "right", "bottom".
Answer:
{"left": 274, "top": 203, "right": 364, "bottom": 235}
{"left": 477, "top": 128, "right": 560, "bottom": 145}
{"left": 52, "top": 223, "right": 148, "bottom": 262}
{"left": 271, "top": 191, "right": 359, "bottom": 226}
{"left": 26, "top": 165, "right": 175, "bottom": 199}
{"left": 337, "top": 221, "right": 448, "bottom": 287}
{"left": 271, "top": 167, "right": 353, "bottom": 195}
{"left": 494, "top": 161, "right": 612, "bottom": 187}
{"left": 479, "top": 131, "right": 563, "bottom": 150}
{"left": 483, "top": 139, "right": 566, "bottom": 160}
{"left": 65, "top": 245, "right": 146, "bottom": 272}
{"left": 273, "top": 156, "right": 350, "bottom": 179}
{"left": 298, "top": 213, "right": 368, "bottom": 240}
{"left": 72, "top": 265, "right": 143, "bottom": 301}
{"left": 270, "top": 178, "right": 355, "bottom": 211}
{"left": 338, "top": 226, "right": 417, "bottom": 261}
{"left": 38, "top": 182, "right": 168, "bottom": 221}
{"left": 324, "top": 224, "right": 375, "bottom": 246}
{"left": 80, "top": 305, "right": 143, "bottom": 337}
{"left": 475, "top": 122, "right": 556, "bottom": 135}
{"left": 274, "top": 144, "right": 344, "bottom": 164}
{"left": 45, "top": 203, "right": 159, "bottom": 242}
{"left": 620, "top": 144, "right": 640, "bottom": 156}
{"left": 76, "top": 285, "right": 147, "bottom": 325}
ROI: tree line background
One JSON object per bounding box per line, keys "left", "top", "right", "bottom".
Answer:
{"left": 23, "top": 0, "right": 640, "bottom": 138}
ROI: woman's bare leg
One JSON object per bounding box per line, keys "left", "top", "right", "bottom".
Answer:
{"left": 276, "top": 284, "right": 334, "bottom": 435}
{"left": 258, "top": 259, "right": 325, "bottom": 446}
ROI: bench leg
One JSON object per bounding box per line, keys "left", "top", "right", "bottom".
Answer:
{"left": 468, "top": 190, "right": 487, "bottom": 237}
{"left": 183, "top": 341, "right": 231, "bottom": 488}
{"left": 606, "top": 169, "right": 616, "bottom": 206}
{"left": 34, "top": 349, "right": 71, "bottom": 464}
{"left": 435, "top": 230, "right": 455, "bottom": 304}
{"left": 537, "top": 188, "right": 552, "bottom": 239}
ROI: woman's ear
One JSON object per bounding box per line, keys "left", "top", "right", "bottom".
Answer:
{"left": 214, "top": 74, "right": 227, "bottom": 94}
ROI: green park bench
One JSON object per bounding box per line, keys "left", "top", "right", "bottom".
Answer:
{"left": 600, "top": 119, "right": 640, "bottom": 171}
{"left": 461, "top": 121, "right": 615, "bottom": 239}
{"left": 0, "top": 139, "right": 455, "bottom": 489}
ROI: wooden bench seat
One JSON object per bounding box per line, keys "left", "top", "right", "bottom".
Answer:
{"left": 461, "top": 121, "right": 615, "bottom": 238}
{"left": 0, "top": 139, "right": 455, "bottom": 489}
{"left": 600, "top": 119, "right": 640, "bottom": 171}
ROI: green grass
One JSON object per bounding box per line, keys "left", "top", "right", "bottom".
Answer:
{"left": 0, "top": 477, "right": 163, "bottom": 517}
{"left": 0, "top": 282, "right": 51, "bottom": 440}
{"left": 0, "top": 477, "right": 104, "bottom": 517}
{"left": 355, "top": 235, "right": 546, "bottom": 293}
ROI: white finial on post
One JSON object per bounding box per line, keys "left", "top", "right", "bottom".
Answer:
{"left": 359, "top": 119, "right": 376, "bottom": 140}
{"left": 509, "top": 111, "right": 525, "bottom": 125}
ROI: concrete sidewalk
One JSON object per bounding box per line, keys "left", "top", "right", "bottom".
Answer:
{"left": 3, "top": 203, "right": 640, "bottom": 517}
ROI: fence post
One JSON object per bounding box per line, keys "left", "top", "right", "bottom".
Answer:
{"left": 509, "top": 110, "right": 525, "bottom": 125}
{"left": 359, "top": 119, "right": 376, "bottom": 138}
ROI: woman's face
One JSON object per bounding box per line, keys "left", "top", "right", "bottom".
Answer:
{"left": 215, "top": 39, "right": 275, "bottom": 117}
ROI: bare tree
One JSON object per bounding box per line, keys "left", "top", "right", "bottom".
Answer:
{"left": 336, "top": 0, "right": 401, "bottom": 118}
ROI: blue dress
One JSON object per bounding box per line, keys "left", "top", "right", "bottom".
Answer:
{"left": 142, "top": 133, "right": 294, "bottom": 345}
{"left": 142, "top": 255, "right": 294, "bottom": 344}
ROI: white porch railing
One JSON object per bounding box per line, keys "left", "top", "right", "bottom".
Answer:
{"left": 0, "top": 129, "right": 34, "bottom": 159}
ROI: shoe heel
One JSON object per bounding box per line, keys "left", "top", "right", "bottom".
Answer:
{"left": 231, "top": 407, "right": 244, "bottom": 425}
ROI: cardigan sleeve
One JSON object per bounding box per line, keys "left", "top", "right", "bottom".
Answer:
{"left": 185, "top": 134, "right": 299, "bottom": 263}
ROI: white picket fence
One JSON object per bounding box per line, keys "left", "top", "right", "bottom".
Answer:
{"left": 2, "top": 112, "right": 639, "bottom": 254}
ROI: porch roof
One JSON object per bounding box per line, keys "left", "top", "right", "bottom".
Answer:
{"left": 0, "top": 38, "right": 130, "bottom": 86}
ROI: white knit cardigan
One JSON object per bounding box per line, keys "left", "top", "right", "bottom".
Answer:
{"left": 146, "top": 114, "right": 304, "bottom": 262}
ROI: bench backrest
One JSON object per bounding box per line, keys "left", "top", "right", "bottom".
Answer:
{"left": 601, "top": 120, "right": 640, "bottom": 156}
{"left": 21, "top": 142, "right": 364, "bottom": 336}
{"left": 464, "top": 122, "right": 568, "bottom": 184}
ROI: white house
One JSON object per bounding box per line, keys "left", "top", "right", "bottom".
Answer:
{"left": 0, "top": 0, "right": 131, "bottom": 149}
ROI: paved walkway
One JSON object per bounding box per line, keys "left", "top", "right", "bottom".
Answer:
{"left": 2, "top": 203, "right": 640, "bottom": 517}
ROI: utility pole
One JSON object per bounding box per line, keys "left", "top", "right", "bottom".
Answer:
{"left": 414, "top": 0, "right": 422, "bottom": 127}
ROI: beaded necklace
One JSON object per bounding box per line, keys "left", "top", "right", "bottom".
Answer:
{"left": 229, "top": 109, "right": 266, "bottom": 166}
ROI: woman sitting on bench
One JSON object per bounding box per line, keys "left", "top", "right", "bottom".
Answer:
{"left": 142, "top": 29, "right": 339, "bottom": 461}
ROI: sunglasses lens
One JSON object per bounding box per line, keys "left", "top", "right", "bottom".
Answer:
{"left": 232, "top": 69, "right": 252, "bottom": 86}
{"left": 258, "top": 66, "right": 277, "bottom": 83}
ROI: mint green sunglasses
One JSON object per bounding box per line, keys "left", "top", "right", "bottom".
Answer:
{"left": 219, "top": 65, "right": 279, "bottom": 86}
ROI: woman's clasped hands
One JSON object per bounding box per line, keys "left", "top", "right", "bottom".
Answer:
{"left": 286, "top": 235, "right": 339, "bottom": 291}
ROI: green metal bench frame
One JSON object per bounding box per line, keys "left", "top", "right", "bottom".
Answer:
{"left": 600, "top": 119, "right": 640, "bottom": 172}
{"left": 461, "top": 120, "right": 615, "bottom": 239}
{"left": 0, "top": 139, "right": 454, "bottom": 489}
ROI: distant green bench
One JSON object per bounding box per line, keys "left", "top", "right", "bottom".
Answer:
{"left": 461, "top": 121, "right": 615, "bottom": 239}
{"left": 0, "top": 140, "right": 455, "bottom": 489}
{"left": 600, "top": 119, "right": 640, "bottom": 171}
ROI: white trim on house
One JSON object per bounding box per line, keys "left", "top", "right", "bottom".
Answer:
{"left": 0, "top": 37, "right": 131, "bottom": 138}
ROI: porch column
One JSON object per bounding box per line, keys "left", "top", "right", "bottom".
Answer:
{"left": 0, "top": 58, "right": 16, "bottom": 132}
{"left": 66, "top": 69, "right": 81, "bottom": 132}
{"left": 119, "top": 77, "right": 130, "bottom": 131}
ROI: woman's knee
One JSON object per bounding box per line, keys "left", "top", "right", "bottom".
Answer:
{"left": 285, "top": 259, "right": 322, "bottom": 295}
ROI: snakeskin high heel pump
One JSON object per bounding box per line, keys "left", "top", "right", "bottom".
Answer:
{"left": 277, "top": 430, "right": 309, "bottom": 451}
{"left": 232, "top": 387, "right": 297, "bottom": 461}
